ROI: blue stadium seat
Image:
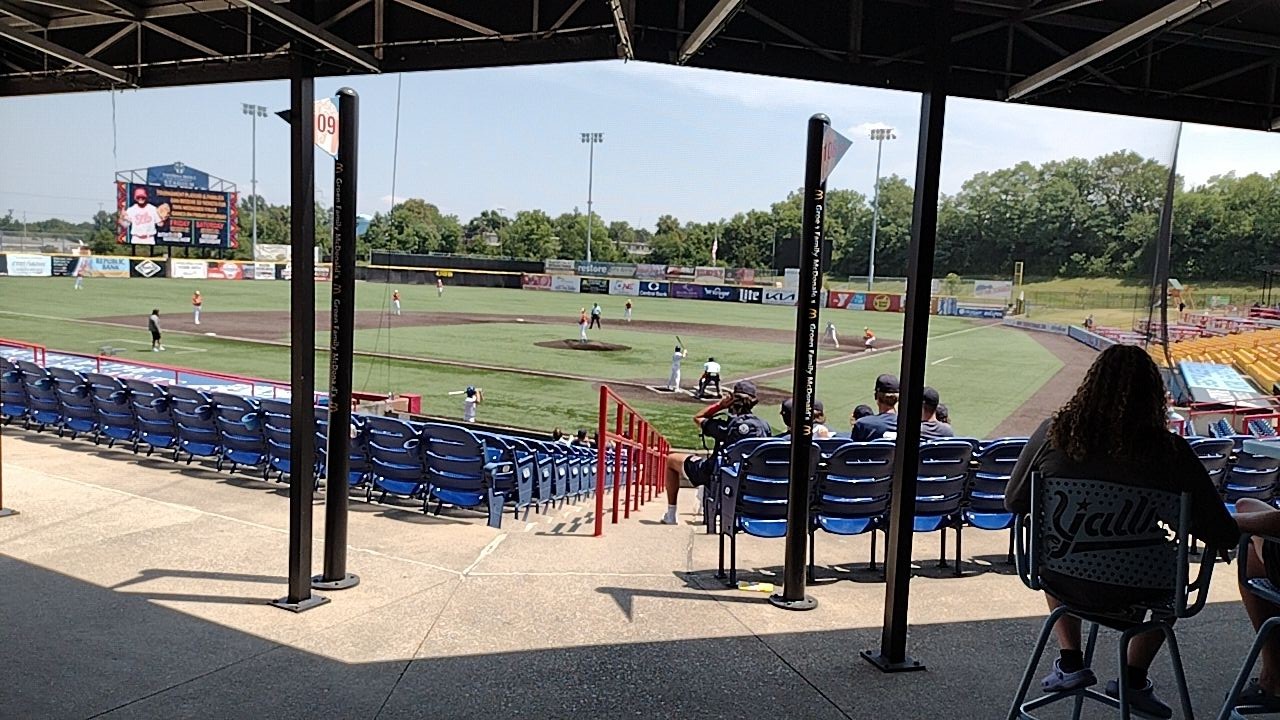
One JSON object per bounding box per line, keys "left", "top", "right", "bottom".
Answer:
{"left": 475, "top": 431, "right": 536, "bottom": 521}
{"left": 809, "top": 440, "right": 894, "bottom": 580}
{"left": 717, "top": 440, "right": 816, "bottom": 585}
{"left": 963, "top": 436, "right": 1028, "bottom": 565}
{"left": 915, "top": 439, "right": 974, "bottom": 576}
{"left": 1224, "top": 448, "right": 1280, "bottom": 512}
{"left": 1249, "top": 418, "right": 1278, "bottom": 438}
{"left": 0, "top": 359, "right": 28, "bottom": 425}
{"left": 208, "top": 392, "right": 267, "bottom": 476}
{"left": 703, "top": 437, "right": 774, "bottom": 534}
{"left": 85, "top": 373, "right": 135, "bottom": 448}
{"left": 315, "top": 407, "right": 369, "bottom": 489}
{"left": 126, "top": 380, "right": 177, "bottom": 457}
{"left": 422, "top": 422, "right": 503, "bottom": 526}
{"left": 18, "top": 361, "right": 60, "bottom": 430}
{"left": 259, "top": 398, "right": 295, "bottom": 482}
{"left": 366, "top": 418, "right": 428, "bottom": 505}
{"left": 1188, "top": 437, "right": 1233, "bottom": 488}
{"left": 48, "top": 366, "right": 96, "bottom": 440}
{"left": 167, "top": 386, "right": 221, "bottom": 464}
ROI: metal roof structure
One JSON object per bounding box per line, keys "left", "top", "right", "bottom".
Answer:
{"left": 2, "top": 1, "right": 1278, "bottom": 131}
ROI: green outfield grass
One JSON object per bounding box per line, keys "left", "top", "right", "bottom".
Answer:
{"left": 763, "top": 322, "right": 1062, "bottom": 439}
{"left": 0, "top": 276, "right": 1069, "bottom": 446}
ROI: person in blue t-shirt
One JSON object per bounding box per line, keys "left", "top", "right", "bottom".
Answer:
{"left": 850, "top": 373, "right": 899, "bottom": 441}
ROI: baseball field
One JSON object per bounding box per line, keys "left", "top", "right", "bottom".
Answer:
{"left": 0, "top": 276, "right": 1093, "bottom": 446}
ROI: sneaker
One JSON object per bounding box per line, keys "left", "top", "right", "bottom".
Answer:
{"left": 158, "top": 346, "right": 165, "bottom": 351}
{"left": 660, "top": 510, "right": 679, "bottom": 525}
{"left": 1041, "top": 659, "right": 1097, "bottom": 693}
{"left": 1105, "top": 678, "right": 1173, "bottom": 719}
{"left": 152, "top": 347, "right": 159, "bottom": 352}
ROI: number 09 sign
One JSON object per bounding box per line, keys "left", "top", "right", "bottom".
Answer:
{"left": 314, "top": 97, "right": 339, "bottom": 157}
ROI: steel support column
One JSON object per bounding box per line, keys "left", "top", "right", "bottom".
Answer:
{"left": 313, "top": 87, "right": 360, "bottom": 592}
{"left": 273, "top": 23, "right": 327, "bottom": 612}
{"left": 862, "top": 0, "right": 953, "bottom": 673}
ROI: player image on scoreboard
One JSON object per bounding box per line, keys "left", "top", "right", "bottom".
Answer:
{"left": 119, "top": 185, "right": 171, "bottom": 245}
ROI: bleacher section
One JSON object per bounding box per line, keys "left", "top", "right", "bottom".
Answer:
{"left": 2, "top": 357, "right": 630, "bottom": 529}
{"left": 1162, "top": 328, "right": 1280, "bottom": 395}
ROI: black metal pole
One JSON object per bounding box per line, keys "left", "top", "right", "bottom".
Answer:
{"left": 314, "top": 88, "right": 360, "bottom": 591}
{"left": 273, "top": 43, "right": 327, "bottom": 613}
{"left": 862, "top": 0, "right": 953, "bottom": 672}
{"left": 769, "top": 114, "right": 829, "bottom": 612}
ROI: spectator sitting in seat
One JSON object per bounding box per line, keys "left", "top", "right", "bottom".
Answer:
{"left": 849, "top": 404, "right": 874, "bottom": 428}
{"left": 1229, "top": 500, "right": 1280, "bottom": 710}
{"left": 935, "top": 403, "right": 949, "bottom": 424}
{"left": 661, "top": 381, "right": 771, "bottom": 525}
{"left": 850, "top": 374, "right": 899, "bottom": 441}
{"left": 571, "top": 428, "right": 592, "bottom": 447}
{"left": 920, "top": 387, "right": 955, "bottom": 439}
{"left": 1005, "top": 344, "right": 1238, "bottom": 718}
{"left": 777, "top": 398, "right": 831, "bottom": 440}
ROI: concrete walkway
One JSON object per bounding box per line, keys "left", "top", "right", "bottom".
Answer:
{"left": 0, "top": 429, "right": 1256, "bottom": 719}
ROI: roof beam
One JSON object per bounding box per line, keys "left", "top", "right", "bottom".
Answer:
{"left": 14, "top": 0, "right": 129, "bottom": 20}
{"left": 391, "top": 0, "right": 497, "bottom": 36}
{"left": 319, "top": 0, "right": 368, "bottom": 29}
{"left": 97, "top": 0, "right": 141, "bottom": 19}
{"left": 0, "top": 21, "right": 132, "bottom": 83}
{"left": 1013, "top": 23, "right": 1126, "bottom": 94}
{"left": 1009, "top": 0, "right": 1239, "bottom": 99}
{"left": 545, "top": 0, "right": 585, "bottom": 35}
{"left": 1178, "top": 57, "right": 1274, "bottom": 94}
{"left": 677, "top": 0, "right": 743, "bottom": 64}
{"left": 142, "top": 19, "right": 218, "bottom": 56}
{"left": 608, "top": 0, "right": 631, "bottom": 60}
{"left": 85, "top": 20, "right": 133, "bottom": 56}
{"left": 0, "top": 0, "right": 47, "bottom": 27}
{"left": 233, "top": 0, "right": 379, "bottom": 72}
{"left": 1021, "top": 0, "right": 1103, "bottom": 22}
{"left": 742, "top": 6, "right": 841, "bottom": 63}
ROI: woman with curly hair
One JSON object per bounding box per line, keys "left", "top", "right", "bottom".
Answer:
{"left": 1005, "top": 344, "right": 1237, "bottom": 718}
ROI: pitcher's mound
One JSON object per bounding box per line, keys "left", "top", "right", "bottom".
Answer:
{"left": 536, "top": 339, "right": 631, "bottom": 352}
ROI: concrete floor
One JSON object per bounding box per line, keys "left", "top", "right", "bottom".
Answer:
{"left": 0, "top": 429, "right": 1259, "bottom": 719}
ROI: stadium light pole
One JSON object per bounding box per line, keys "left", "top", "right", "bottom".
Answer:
{"left": 867, "top": 126, "right": 896, "bottom": 291}
{"left": 243, "top": 103, "right": 268, "bottom": 260}
{"left": 581, "top": 132, "right": 602, "bottom": 263}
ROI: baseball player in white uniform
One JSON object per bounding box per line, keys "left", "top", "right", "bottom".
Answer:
{"left": 668, "top": 346, "right": 687, "bottom": 391}
{"left": 824, "top": 321, "right": 839, "bottom": 347}
{"left": 120, "top": 187, "right": 169, "bottom": 245}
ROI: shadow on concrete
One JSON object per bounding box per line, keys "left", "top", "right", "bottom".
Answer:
{"left": 0, "top": 555, "right": 1256, "bottom": 720}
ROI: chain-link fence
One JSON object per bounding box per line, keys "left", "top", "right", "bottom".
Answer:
{"left": 0, "top": 230, "right": 91, "bottom": 254}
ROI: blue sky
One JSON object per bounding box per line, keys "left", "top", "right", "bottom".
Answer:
{"left": 2, "top": 60, "right": 1279, "bottom": 227}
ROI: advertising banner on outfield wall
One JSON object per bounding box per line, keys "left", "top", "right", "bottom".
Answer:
{"left": 974, "top": 280, "right": 1013, "bottom": 299}
{"left": 130, "top": 258, "right": 166, "bottom": 278}
{"left": 6, "top": 253, "right": 51, "bottom": 276}
{"left": 88, "top": 256, "right": 130, "bottom": 278}
{"left": 955, "top": 304, "right": 1005, "bottom": 319}
{"left": 544, "top": 259, "right": 575, "bottom": 273}
{"left": 207, "top": 261, "right": 244, "bottom": 280}
{"left": 0, "top": 254, "right": 6, "bottom": 274}
{"left": 635, "top": 264, "right": 666, "bottom": 280}
{"left": 762, "top": 288, "right": 798, "bottom": 306}
{"left": 314, "top": 265, "right": 332, "bottom": 282}
{"left": 670, "top": 282, "right": 702, "bottom": 299}
{"left": 666, "top": 265, "right": 696, "bottom": 279}
{"left": 580, "top": 278, "right": 610, "bottom": 294}
{"left": 826, "top": 291, "right": 858, "bottom": 309}
{"left": 866, "top": 293, "right": 903, "bottom": 313}
{"left": 252, "top": 262, "right": 276, "bottom": 280}
{"left": 609, "top": 279, "right": 639, "bottom": 296}
{"left": 637, "top": 281, "right": 669, "bottom": 298}
{"left": 522, "top": 273, "right": 552, "bottom": 290}
{"left": 698, "top": 285, "right": 734, "bottom": 302}
{"left": 550, "top": 275, "right": 580, "bottom": 293}
{"left": 50, "top": 255, "right": 79, "bottom": 277}
{"left": 734, "top": 287, "right": 762, "bottom": 303}
{"left": 170, "top": 259, "right": 209, "bottom": 279}
{"left": 1003, "top": 317, "right": 1069, "bottom": 334}
{"left": 254, "top": 244, "right": 291, "bottom": 262}
{"left": 730, "top": 268, "right": 756, "bottom": 285}
{"left": 695, "top": 266, "right": 725, "bottom": 283}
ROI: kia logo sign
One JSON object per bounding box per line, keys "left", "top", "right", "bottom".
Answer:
{"left": 763, "top": 289, "right": 798, "bottom": 306}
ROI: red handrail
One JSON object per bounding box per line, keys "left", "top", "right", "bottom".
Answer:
{"left": 594, "top": 384, "right": 670, "bottom": 537}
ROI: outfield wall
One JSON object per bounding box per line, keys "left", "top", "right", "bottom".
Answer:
{"left": 0, "top": 253, "right": 332, "bottom": 281}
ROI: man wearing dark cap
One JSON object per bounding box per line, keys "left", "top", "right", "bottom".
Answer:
{"left": 662, "top": 380, "right": 771, "bottom": 525}
{"left": 920, "top": 386, "right": 955, "bottom": 439}
{"left": 850, "top": 373, "right": 900, "bottom": 441}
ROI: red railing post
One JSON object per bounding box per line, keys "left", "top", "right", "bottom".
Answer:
{"left": 611, "top": 399, "right": 624, "bottom": 524}
{"left": 593, "top": 385, "right": 609, "bottom": 537}
{"left": 623, "top": 413, "right": 635, "bottom": 518}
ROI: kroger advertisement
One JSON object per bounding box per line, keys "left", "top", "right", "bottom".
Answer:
{"left": 116, "top": 181, "right": 238, "bottom": 249}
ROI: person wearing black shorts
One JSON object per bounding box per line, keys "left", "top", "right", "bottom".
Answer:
{"left": 660, "top": 381, "right": 770, "bottom": 525}
{"left": 148, "top": 309, "right": 164, "bottom": 352}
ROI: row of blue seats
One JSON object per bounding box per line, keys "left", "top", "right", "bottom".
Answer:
{"left": 1, "top": 359, "right": 630, "bottom": 528}
{"left": 711, "top": 434, "right": 1277, "bottom": 584}
{"left": 708, "top": 437, "right": 1025, "bottom": 584}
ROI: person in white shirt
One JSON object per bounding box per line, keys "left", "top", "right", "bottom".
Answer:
{"left": 697, "top": 357, "right": 722, "bottom": 399}
{"left": 436, "top": 277, "right": 444, "bottom": 297}
{"left": 119, "top": 187, "right": 169, "bottom": 245}
{"left": 824, "top": 320, "right": 839, "bottom": 348}
{"left": 462, "top": 386, "right": 482, "bottom": 423}
{"left": 667, "top": 346, "right": 687, "bottom": 391}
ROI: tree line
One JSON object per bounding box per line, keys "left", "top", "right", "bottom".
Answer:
{"left": 5, "top": 151, "right": 1277, "bottom": 281}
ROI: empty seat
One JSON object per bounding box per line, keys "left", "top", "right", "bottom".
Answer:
{"left": 127, "top": 380, "right": 178, "bottom": 457}
{"left": 167, "top": 386, "right": 221, "bottom": 463}
{"left": 810, "top": 440, "right": 894, "bottom": 579}
{"left": 422, "top": 422, "right": 502, "bottom": 524}
{"left": 85, "top": 373, "right": 135, "bottom": 447}
{"left": 717, "top": 440, "right": 816, "bottom": 584}
{"left": 208, "top": 392, "right": 267, "bottom": 475}
{"left": 915, "top": 439, "right": 975, "bottom": 576}
{"left": 48, "top": 366, "right": 96, "bottom": 440}
{"left": 963, "top": 436, "right": 1028, "bottom": 565}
